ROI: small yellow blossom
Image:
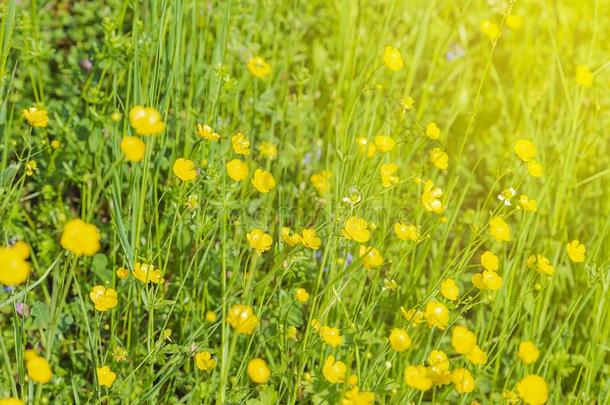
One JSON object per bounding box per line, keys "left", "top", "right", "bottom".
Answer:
{"left": 0, "top": 242, "right": 31, "bottom": 286}
{"left": 440, "top": 278, "right": 459, "bottom": 301}
{"left": 518, "top": 341, "right": 540, "bottom": 365}
{"left": 505, "top": 15, "right": 523, "bottom": 30}
{"left": 61, "top": 219, "right": 101, "bottom": 257}
{"left": 452, "top": 325, "right": 477, "bottom": 355}
{"left": 404, "top": 365, "right": 433, "bottom": 391}
{"left": 227, "top": 304, "right": 260, "bottom": 334}
{"left": 401, "top": 307, "right": 425, "bottom": 325}
{"left": 566, "top": 240, "right": 585, "bottom": 263}
{"left": 247, "top": 57, "right": 271, "bottom": 78}
{"left": 205, "top": 311, "right": 218, "bottom": 322}
{"left": 575, "top": 65, "right": 593, "bottom": 87}
{"left": 421, "top": 180, "right": 445, "bottom": 214}
{"left": 323, "top": 355, "right": 347, "bottom": 384}
{"left": 425, "top": 122, "right": 440, "bottom": 139}
{"left": 359, "top": 245, "right": 384, "bottom": 269}
{"left": 247, "top": 358, "right": 271, "bottom": 383}
{"left": 195, "top": 351, "right": 217, "bottom": 371}
{"left": 281, "top": 227, "right": 302, "bottom": 247}
{"left": 380, "top": 163, "right": 399, "bottom": 187}
{"left": 120, "top": 136, "right": 146, "bottom": 162}
{"left": 319, "top": 325, "right": 343, "bottom": 347}
{"left": 489, "top": 216, "right": 511, "bottom": 242}
{"left": 311, "top": 170, "right": 331, "bottom": 194}
{"left": 480, "top": 20, "right": 500, "bottom": 40}
{"left": 196, "top": 124, "right": 220, "bottom": 141}
{"left": 527, "top": 160, "right": 543, "bottom": 177}
{"left": 374, "top": 135, "right": 396, "bottom": 152}
{"left": 25, "top": 160, "right": 38, "bottom": 176}
{"left": 25, "top": 352, "right": 52, "bottom": 384}
{"left": 389, "top": 328, "right": 412, "bottom": 352}
{"left": 480, "top": 251, "right": 499, "bottom": 271}
{"left": 173, "top": 158, "right": 197, "bottom": 181}
{"left": 342, "top": 216, "right": 371, "bottom": 243}
{"left": 516, "top": 375, "right": 548, "bottom": 405}
{"left": 452, "top": 368, "right": 475, "bottom": 394}
{"left": 301, "top": 228, "right": 321, "bottom": 250}
{"left": 429, "top": 147, "right": 449, "bottom": 170}
{"left": 514, "top": 139, "right": 537, "bottom": 162}
{"left": 356, "top": 137, "right": 377, "bottom": 158}
{"left": 133, "top": 262, "right": 164, "bottom": 284}
{"left": 394, "top": 223, "right": 418, "bottom": 241}
{"left": 258, "top": 141, "right": 278, "bottom": 159}
{"left": 97, "top": 366, "right": 117, "bottom": 387}
{"left": 295, "top": 288, "right": 310, "bottom": 303}
{"left": 424, "top": 300, "right": 449, "bottom": 330}
{"left": 401, "top": 96, "right": 415, "bottom": 111}
{"left": 383, "top": 46, "right": 404, "bottom": 71}
{"left": 226, "top": 159, "right": 249, "bottom": 181}
{"left": 341, "top": 386, "right": 375, "bottom": 405}
{"left": 251, "top": 169, "right": 276, "bottom": 193}
{"left": 129, "top": 106, "right": 165, "bottom": 135}
{"left": 466, "top": 345, "right": 487, "bottom": 365}
{"left": 519, "top": 195, "right": 538, "bottom": 212}
{"left": 0, "top": 397, "right": 24, "bottom": 405}
{"left": 247, "top": 228, "right": 273, "bottom": 255}
{"left": 535, "top": 255, "right": 555, "bottom": 276}
{"left": 89, "top": 286, "right": 118, "bottom": 312}
{"left": 231, "top": 132, "right": 250, "bottom": 155}
{"left": 22, "top": 107, "right": 49, "bottom": 127}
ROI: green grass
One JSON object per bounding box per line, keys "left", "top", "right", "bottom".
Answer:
{"left": 1, "top": 0, "right": 609, "bottom": 403}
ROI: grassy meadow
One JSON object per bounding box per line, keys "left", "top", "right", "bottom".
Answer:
{"left": 1, "top": 0, "right": 610, "bottom": 403}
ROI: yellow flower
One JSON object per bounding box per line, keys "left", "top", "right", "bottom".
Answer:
{"left": 120, "top": 136, "right": 146, "bottom": 162}
{"left": 466, "top": 345, "right": 487, "bottom": 365}
{"left": 0, "top": 242, "right": 31, "bottom": 286}
{"left": 451, "top": 325, "right": 477, "bottom": 355}
{"left": 301, "top": 228, "right": 321, "bottom": 250}
{"left": 401, "top": 307, "right": 425, "bottom": 324}
{"left": 251, "top": 169, "right": 276, "bottom": 193}
{"left": 425, "top": 122, "right": 440, "bottom": 139}
{"left": 380, "top": 163, "right": 400, "bottom": 188}
{"left": 383, "top": 46, "right": 404, "bottom": 71}
{"left": 205, "top": 311, "right": 218, "bottom": 322}
{"left": 231, "top": 132, "right": 250, "bottom": 155}
{"left": 51, "top": 139, "right": 60, "bottom": 149}
{"left": 247, "top": 57, "right": 271, "bottom": 78}
{"left": 342, "top": 216, "right": 371, "bottom": 243}
{"left": 133, "top": 262, "right": 164, "bottom": 284}
{"left": 22, "top": 107, "right": 48, "bottom": 127}
{"left": 247, "top": 358, "right": 271, "bottom": 383}
{"left": 535, "top": 255, "right": 555, "bottom": 276}
{"left": 323, "top": 355, "right": 347, "bottom": 384}
{"left": 452, "top": 368, "right": 475, "bottom": 394}
{"left": 489, "top": 216, "right": 511, "bottom": 242}
{"left": 389, "top": 328, "right": 412, "bottom": 352}
{"left": 341, "top": 386, "right": 375, "bottom": 405}
{"left": 25, "top": 353, "right": 52, "bottom": 384}
{"left": 0, "top": 398, "right": 24, "bottom": 405}
{"left": 519, "top": 195, "right": 538, "bottom": 212}
{"left": 421, "top": 180, "right": 445, "bottom": 214}
{"left": 319, "top": 325, "right": 343, "bottom": 347}
{"left": 258, "top": 141, "right": 278, "bottom": 159}
{"left": 24, "top": 160, "right": 37, "bottom": 176}
{"left": 295, "top": 288, "right": 310, "bottom": 303}
{"left": 480, "top": 20, "right": 500, "bottom": 40}
{"left": 480, "top": 251, "right": 499, "bottom": 271}
{"left": 472, "top": 270, "right": 503, "bottom": 290}
{"left": 129, "top": 106, "right": 165, "bottom": 135}
{"left": 394, "top": 223, "right": 418, "bottom": 241}
{"left": 173, "top": 158, "right": 197, "bottom": 181}
{"left": 514, "top": 139, "right": 537, "bottom": 162}
{"left": 429, "top": 147, "right": 449, "bottom": 170}
{"left": 566, "top": 240, "right": 585, "bottom": 263}
{"left": 226, "top": 159, "right": 249, "bottom": 181}
{"left": 516, "top": 375, "right": 548, "bottom": 405}
{"left": 518, "top": 341, "right": 540, "bottom": 365}
{"left": 311, "top": 170, "right": 331, "bottom": 194}
{"left": 359, "top": 245, "right": 384, "bottom": 269}
{"left": 427, "top": 350, "right": 450, "bottom": 380}
{"left": 401, "top": 96, "right": 415, "bottom": 111}
{"left": 247, "top": 228, "right": 273, "bottom": 255}
{"left": 196, "top": 124, "right": 220, "bottom": 141}
{"left": 440, "top": 278, "right": 459, "bottom": 301}
{"left": 424, "top": 300, "right": 449, "bottom": 330}
{"left": 404, "top": 365, "right": 433, "bottom": 391}
{"left": 575, "top": 65, "right": 593, "bottom": 87}
{"left": 89, "top": 286, "right": 118, "bottom": 312}
{"left": 60, "top": 219, "right": 101, "bottom": 257}
{"left": 195, "top": 351, "right": 217, "bottom": 371}
{"left": 281, "top": 227, "right": 302, "bottom": 247}
{"left": 356, "top": 137, "right": 377, "bottom": 158}
{"left": 527, "top": 160, "right": 543, "bottom": 177}
{"left": 227, "top": 304, "right": 260, "bottom": 334}
{"left": 374, "top": 135, "right": 396, "bottom": 152}
{"left": 97, "top": 366, "right": 117, "bottom": 388}
{"left": 505, "top": 15, "right": 523, "bottom": 30}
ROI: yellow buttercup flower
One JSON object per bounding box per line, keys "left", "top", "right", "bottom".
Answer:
{"left": 516, "top": 375, "right": 548, "bottom": 405}
{"left": 429, "top": 147, "right": 449, "bottom": 170}
{"left": 389, "top": 328, "right": 412, "bottom": 352}
{"left": 440, "top": 278, "right": 459, "bottom": 301}
{"left": 383, "top": 46, "right": 404, "bottom": 71}
{"left": 505, "top": 14, "right": 523, "bottom": 30}
{"left": 323, "top": 355, "right": 347, "bottom": 384}
{"left": 566, "top": 240, "right": 585, "bottom": 263}
{"left": 22, "top": 107, "right": 49, "bottom": 127}
{"left": 427, "top": 350, "right": 450, "bottom": 383}
{"left": 480, "top": 251, "right": 499, "bottom": 271}
{"left": 120, "top": 136, "right": 146, "bottom": 162}
{"left": 452, "top": 368, "right": 475, "bottom": 394}
{"left": 404, "top": 365, "right": 433, "bottom": 391}
{"left": 196, "top": 124, "right": 220, "bottom": 141}
{"left": 425, "top": 122, "right": 440, "bottom": 139}
{"left": 394, "top": 223, "right": 418, "bottom": 241}
{"left": 341, "top": 386, "right": 375, "bottom": 405}
{"left": 319, "top": 325, "right": 343, "bottom": 347}
{"left": 295, "top": 288, "right": 310, "bottom": 303}
{"left": 310, "top": 170, "right": 331, "bottom": 194}
{"left": 133, "top": 262, "right": 164, "bottom": 284}
{"left": 342, "top": 216, "right": 371, "bottom": 243}
{"left": 60, "top": 219, "right": 101, "bottom": 257}
{"left": 480, "top": 20, "right": 500, "bottom": 40}
{"left": 421, "top": 180, "right": 445, "bottom": 214}
{"left": 226, "top": 159, "right": 249, "bottom": 181}
{"left": 518, "top": 341, "right": 540, "bottom": 365}
{"left": 251, "top": 169, "right": 276, "bottom": 193}
{"left": 281, "top": 227, "right": 302, "bottom": 247}
{"left": 489, "top": 216, "right": 511, "bottom": 242}
{"left": 195, "top": 351, "right": 217, "bottom": 371}
{"left": 401, "top": 307, "right": 425, "bottom": 324}
{"left": 247, "top": 57, "right": 271, "bottom": 78}
{"left": 231, "top": 132, "right": 250, "bottom": 155}
{"left": 173, "top": 158, "right": 197, "bottom": 181}
{"left": 247, "top": 358, "right": 271, "bottom": 383}
{"left": 527, "top": 160, "right": 543, "bottom": 177}
{"left": 258, "top": 141, "right": 278, "bottom": 159}
{"left": 575, "top": 65, "right": 593, "bottom": 87}
{"left": 205, "top": 311, "right": 218, "bottom": 322}
{"left": 359, "top": 245, "right": 384, "bottom": 269}
{"left": 374, "top": 135, "right": 395, "bottom": 152}
{"left": 25, "top": 352, "right": 52, "bottom": 384}
{"left": 0, "top": 398, "right": 24, "bottom": 405}
{"left": 89, "top": 286, "right": 118, "bottom": 312}
{"left": 247, "top": 228, "right": 273, "bottom": 255}
{"left": 227, "top": 304, "right": 259, "bottom": 334}
{"left": 424, "top": 300, "right": 449, "bottom": 330}
{"left": 380, "top": 163, "right": 399, "bottom": 188}
{"left": 301, "top": 228, "right": 321, "bottom": 249}
{"left": 356, "top": 137, "right": 377, "bottom": 158}
{"left": 472, "top": 270, "right": 503, "bottom": 290}
{"left": 97, "top": 365, "right": 117, "bottom": 387}
{"left": 0, "top": 242, "right": 31, "bottom": 286}
{"left": 519, "top": 195, "right": 538, "bottom": 212}
{"left": 514, "top": 139, "right": 537, "bottom": 162}
{"left": 535, "top": 255, "right": 555, "bottom": 276}
{"left": 466, "top": 345, "right": 487, "bottom": 365}
{"left": 116, "top": 267, "right": 129, "bottom": 279}
{"left": 451, "top": 325, "right": 477, "bottom": 355}
{"left": 129, "top": 106, "right": 165, "bottom": 135}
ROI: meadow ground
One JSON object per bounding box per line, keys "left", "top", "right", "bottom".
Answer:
{"left": 1, "top": 0, "right": 609, "bottom": 404}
